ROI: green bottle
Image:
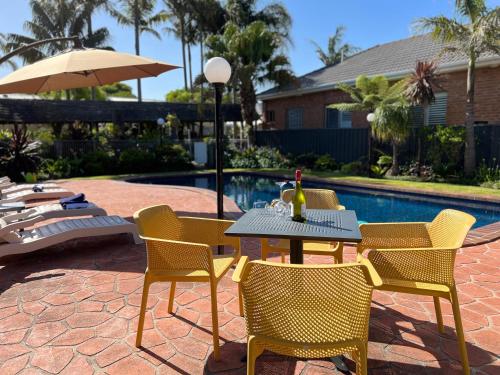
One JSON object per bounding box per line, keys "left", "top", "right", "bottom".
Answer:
{"left": 291, "top": 169, "right": 306, "bottom": 222}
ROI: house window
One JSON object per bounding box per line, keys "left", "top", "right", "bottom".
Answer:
{"left": 325, "top": 107, "right": 339, "bottom": 128}
{"left": 339, "top": 111, "right": 352, "bottom": 128}
{"left": 410, "top": 92, "right": 448, "bottom": 126}
{"left": 324, "top": 107, "right": 351, "bottom": 128}
{"left": 287, "top": 108, "right": 304, "bottom": 129}
{"left": 266, "top": 110, "right": 275, "bottom": 122}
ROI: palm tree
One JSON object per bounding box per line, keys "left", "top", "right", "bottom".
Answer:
{"left": 405, "top": 60, "right": 440, "bottom": 175}
{"left": 162, "top": 0, "right": 188, "bottom": 90}
{"left": 111, "top": 0, "right": 165, "bottom": 101}
{"left": 329, "top": 75, "right": 410, "bottom": 175}
{"left": 206, "top": 21, "right": 294, "bottom": 143}
{"left": 226, "top": 0, "right": 292, "bottom": 43}
{"left": 416, "top": 0, "right": 500, "bottom": 176}
{"left": 6, "top": 0, "right": 111, "bottom": 99}
{"left": 0, "top": 33, "right": 17, "bottom": 70}
{"left": 311, "top": 26, "right": 359, "bottom": 66}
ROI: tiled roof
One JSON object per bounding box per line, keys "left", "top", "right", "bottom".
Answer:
{"left": 258, "top": 33, "right": 500, "bottom": 99}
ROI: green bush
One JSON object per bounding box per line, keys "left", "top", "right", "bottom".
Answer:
{"left": 425, "top": 126, "right": 465, "bottom": 178}
{"left": 340, "top": 161, "right": 365, "bottom": 175}
{"left": 314, "top": 154, "right": 337, "bottom": 171}
{"left": 292, "top": 153, "right": 319, "bottom": 169}
{"left": 155, "top": 143, "right": 193, "bottom": 171}
{"left": 231, "top": 147, "right": 289, "bottom": 169}
{"left": 476, "top": 158, "right": 500, "bottom": 184}
{"left": 80, "top": 150, "right": 116, "bottom": 176}
{"left": 119, "top": 148, "right": 156, "bottom": 173}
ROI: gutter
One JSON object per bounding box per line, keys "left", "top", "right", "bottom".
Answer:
{"left": 258, "top": 55, "right": 500, "bottom": 101}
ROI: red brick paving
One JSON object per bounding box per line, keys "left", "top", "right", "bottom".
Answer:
{"left": 0, "top": 179, "right": 498, "bottom": 374}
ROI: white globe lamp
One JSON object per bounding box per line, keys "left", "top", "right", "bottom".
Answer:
{"left": 156, "top": 117, "right": 165, "bottom": 126}
{"left": 366, "top": 113, "right": 376, "bottom": 123}
{"left": 203, "top": 57, "right": 232, "bottom": 84}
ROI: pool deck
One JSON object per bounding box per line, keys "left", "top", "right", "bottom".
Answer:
{"left": 0, "top": 178, "right": 498, "bottom": 375}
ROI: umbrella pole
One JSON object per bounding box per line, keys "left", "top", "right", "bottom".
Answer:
{"left": 214, "top": 83, "right": 224, "bottom": 254}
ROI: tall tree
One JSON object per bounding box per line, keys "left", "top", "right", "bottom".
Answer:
{"left": 111, "top": 0, "right": 165, "bottom": 101}
{"left": 162, "top": 0, "right": 189, "bottom": 90}
{"left": 416, "top": 0, "right": 500, "bottom": 176}
{"left": 329, "top": 75, "right": 410, "bottom": 175}
{"left": 5, "top": 0, "right": 111, "bottom": 99}
{"left": 206, "top": 21, "right": 294, "bottom": 143}
{"left": 0, "top": 33, "right": 17, "bottom": 70}
{"left": 311, "top": 26, "right": 359, "bottom": 66}
{"left": 405, "top": 60, "right": 440, "bottom": 175}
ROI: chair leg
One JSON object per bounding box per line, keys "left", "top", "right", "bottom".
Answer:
{"left": 238, "top": 284, "right": 244, "bottom": 317}
{"left": 433, "top": 296, "right": 444, "bottom": 333}
{"left": 334, "top": 242, "right": 344, "bottom": 264}
{"left": 356, "top": 343, "right": 368, "bottom": 375}
{"left": 260, "top": 240, "right": 267, "bottom": 261}
{"left": 168, "top": 281, "right": 176, "bottom": 314}
{"left": 280, "top": 253, "right": 285, "bottom": 263}
{"left": 210, "top": 280, "right": 221, "bottom": 361}
{"left": 247, "top": 335, "right": 263, "bottom": 375}
{"left": 450, "top": 287, "right": 470, "bottom": 375}
{"left": 135, "top": 276, "right": 150, "bottom": 347}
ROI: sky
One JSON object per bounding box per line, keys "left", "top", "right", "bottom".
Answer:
{"left": 1, "top": 0, "right": 499, "bottom": 100}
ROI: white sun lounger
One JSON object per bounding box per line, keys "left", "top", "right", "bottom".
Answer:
{"left": 1, "top": 203, "right": 107, "bottom": 224}
{"left": 0, "top": 188, "right": 75, "bottom": 203}
{"left": 0, "top": 215, "right": 142, "bottom": 257}
{"left": 0, "top": 182, "right": 60, "bottom": 194}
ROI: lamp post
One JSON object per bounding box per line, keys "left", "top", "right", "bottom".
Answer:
{"left": 204, "top": 57, "right": 232, "bottom": 221}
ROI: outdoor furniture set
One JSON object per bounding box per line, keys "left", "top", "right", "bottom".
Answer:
{"left": 133, "top": 189, "right": 475, "bottom": 375}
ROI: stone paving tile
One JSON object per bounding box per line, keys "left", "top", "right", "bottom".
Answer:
{"left": 0, "top": 179, "right": 498, "bottom": 374}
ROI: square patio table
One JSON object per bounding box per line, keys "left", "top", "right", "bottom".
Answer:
{"left": 225, "top": 208, "right": 362, "bottom": 264}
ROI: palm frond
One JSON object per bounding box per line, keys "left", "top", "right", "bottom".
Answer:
{"left": 328, "top": 102, "right": 366, "bottom": 112}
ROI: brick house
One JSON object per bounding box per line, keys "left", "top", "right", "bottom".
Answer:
{"left": 258, "top": 34, "right": 500, "bottom": 130}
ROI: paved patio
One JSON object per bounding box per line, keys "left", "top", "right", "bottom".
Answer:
{"left": 0, "top": 179, "right": 498, "bottom": 374}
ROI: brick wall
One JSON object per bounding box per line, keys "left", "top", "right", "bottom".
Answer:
{"left": 262, "top": 65, "right": 500, "bottom": 129}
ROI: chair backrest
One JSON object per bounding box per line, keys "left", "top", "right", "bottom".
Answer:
{"left": 133, "top": 205, "right": 212, "bottom": 274}
{"left": 282, "top": 188, "right": 343, "bottom": 209}
{"left": 133, "top": 205, "right": 183, "bottom": 241}
{"left": 239, "top": 261, "right": 374, "bottom": 347}
{"left": 427, "top": 209, "right": 476, "bottom": 248}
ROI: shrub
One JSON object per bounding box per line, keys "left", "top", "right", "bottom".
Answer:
{"left": 476, "top": 158, "right": 500, "bottom": 184}
{"left": 156, "top": 143, "right": 193, "bottom": 171}
{"left": 314, "top": 154, "right": 338, "bottom": 171}
{"left": 340, "top": 161, "right": 365, "bottom": 175}
{"left": 292, "top": 153, "right": 319, "bottom": 169}
{"left": 370, "top": 155, "right": 392, "bottom": 178}
{"left": 40, "top": 158, "right": 74, "bottom": 179}
{"left": 231, "top": 147, "right": 289, "bottom": 169}
{"left": 119, "top": 148, "right": 156, "bottom": 173}
{"left": 425, "top": 126, "right": 465, "bottom": 178}
{"left": 80, "top": 150, "right": 116, "bottom": 176}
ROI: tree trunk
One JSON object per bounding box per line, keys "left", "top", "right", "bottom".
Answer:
{"left": 239, "top": 73, "right": 256, "bottom": 144}
{"left": 416, "top": 103, "right": 430, "bottom": 176}
{"left": 367, "top": 126, "right": 373, "bottom": 177}
{"left": 391, "top": 142, "right": 400, "bottom": 176}
{"left": 464, "top": 53, "right": 476, "bottom": 176}
{"left": 199, "top": 35, "right": 204, "bottom": 136}
{"left": 187, "top": 42, "right": 193, "bottom": 91}
{"left": 180, "top": 20, "right": 188, "bottom": 91}
{"left": 134, "top": 11, "right": 142, "bottom": 102}
{"left": 87, "top": 14, "right": 97, "bottom": 101}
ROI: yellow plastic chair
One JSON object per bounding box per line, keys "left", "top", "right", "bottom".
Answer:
{"left": 233, "top": 256, "right": 382, "bottom": 375}
{"left": 133, "top": 204, "right": 242, "bottom": 360}
{"left": 356, "top": 209, "right": 476, "bottom": 375}
{"left": 261, "top": 189, "right": 346, "bottom": 263}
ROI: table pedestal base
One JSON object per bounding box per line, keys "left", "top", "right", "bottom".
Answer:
{"left": 289, "top": 239, "right": 303, "bottom": 264}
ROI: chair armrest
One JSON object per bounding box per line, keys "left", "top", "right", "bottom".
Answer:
{"left": 2, "top": 209, "right": 37, "bottom": 223}
{"left": 1, "top": 215, "right": 44, "bottom": 232}
{"left": 367, "top": 246, "right": 457, "bottom": 287}
{"left": 232, "top": 256, "right": 249, "bottom": 283}
{"left": 337, "top": 205, "right": 346, "bottom": 210}
{"left": 358, "top": 222, "right": 432, "bottom": 253}
{"left": 358, "top": 258, "right": 383, "bottom": 287}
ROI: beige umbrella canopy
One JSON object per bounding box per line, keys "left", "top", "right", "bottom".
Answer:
{"left": 0, "top": 48, "right": 179, "bottom": 94}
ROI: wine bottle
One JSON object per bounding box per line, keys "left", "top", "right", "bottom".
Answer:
{"left": 291, "top": 169, "right": 306, "bottom": 222}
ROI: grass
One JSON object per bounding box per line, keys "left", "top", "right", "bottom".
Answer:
{"left": 66, "top": 168, "right": 500, "bottom": 199}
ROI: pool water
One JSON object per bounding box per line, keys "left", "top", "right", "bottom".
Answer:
{"left": 133, "top": 173, "right": 500, "bottom": 228}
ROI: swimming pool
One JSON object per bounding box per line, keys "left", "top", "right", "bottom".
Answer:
{"left": 130, "top": 173, "right": 500, "bottom": 228}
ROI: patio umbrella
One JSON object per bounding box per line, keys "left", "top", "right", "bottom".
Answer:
{"left": 0, "top": 48, "right": 179, "bottom": 94}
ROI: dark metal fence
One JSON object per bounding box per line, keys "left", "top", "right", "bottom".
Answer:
{"left": 255, "top": 128, "right": 369, "bottom": 163}
{"left": 255, "top": 125, "right": 500, "bottom": 165}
